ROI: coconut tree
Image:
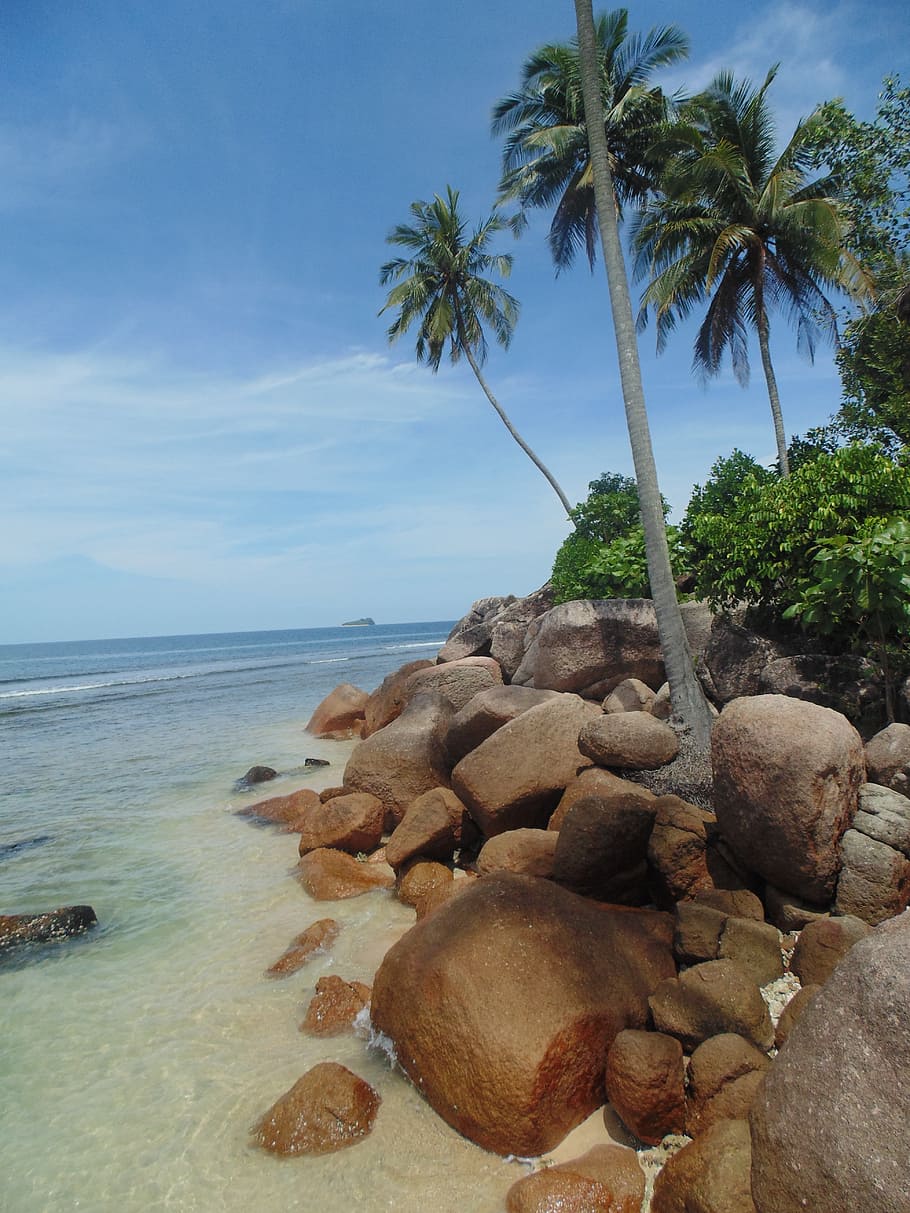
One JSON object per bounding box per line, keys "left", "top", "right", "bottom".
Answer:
{"left": 379, "top": 186, "right": 573, "bottom": 517}
{"left": 492, "top": 8, "right": 688, "bottom": 272}
{"left": 634, "top": 68, "right": 869, "bottom": 476}
{"left": 571, "top": 0, "right": 714, "bottom": 746}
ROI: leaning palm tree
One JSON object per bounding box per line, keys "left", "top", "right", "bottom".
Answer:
{"left": 634, "top": 68, "right": 868, "bottom": 476}
{"left": 572, "top": 0, "right": 714, "bottom": 746}
{"left": 492, "top": 8, "right": 688, "bottom": 272}
{"left": 379, "top": 186, "right": 573, "bottom": 516}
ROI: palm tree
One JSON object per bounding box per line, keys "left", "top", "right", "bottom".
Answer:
{"left": 492, "top": 8, "right": 688, "bottom": 273}
{"left": 572, "top": 0, "right": 714, "bottom": 746}
{"left": 634, "top": 68, "right": 868, "bottom": 476}
{"left": 379, "top": 186, "right": 573, "bottom": 517}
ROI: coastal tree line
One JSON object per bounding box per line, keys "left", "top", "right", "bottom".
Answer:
{"left": 378, "top": 3, "right": 909, "bottom": 740}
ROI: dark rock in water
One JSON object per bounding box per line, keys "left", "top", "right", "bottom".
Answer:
{"left": 304, "top": 757, "right": 330, "bottom": 768}
{"left": 0, "top": 835, "right": 53, "bottom": 861}
{"left": 0, "top": 905, "right": 98, "bottom": 950}
{"left": 237, "top": 765, "right": 278, "bottom": 787}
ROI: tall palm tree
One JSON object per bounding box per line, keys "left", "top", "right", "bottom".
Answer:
{"left": 379, "top": 186, "right": 573, "bottom": 517}
{"left": 492, "top": 8, "right": 688, "bottom": 273}
{"left": 572, "top": 0, "right": 714, "bottom": 747}
{"left": 634, "top": 68, "right": 869, "bottom": 476}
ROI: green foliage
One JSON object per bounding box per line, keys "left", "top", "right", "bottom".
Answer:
{"left": 783, "top": 517, "right": 910, "bottom": 718}
{"left": 687, "top": 445, "right": 910, "bottom": 610}
{"left": 682, "top": 450, "right": 775, "bottom": 546}
{"left": 835, "top": 300, "right": 910, "bottom": 453}
{"left": 552, "top": 472, "right": 678, "bottom": 601}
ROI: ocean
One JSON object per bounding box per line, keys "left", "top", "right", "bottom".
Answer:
{"left": 0, "top": 623, "right": 523, "bottom": 1212}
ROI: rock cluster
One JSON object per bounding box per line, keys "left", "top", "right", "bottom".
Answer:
{"left": 246, "top": 588, "right": 910, "bottom": 1201}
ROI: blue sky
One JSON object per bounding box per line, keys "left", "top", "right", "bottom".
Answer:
{"left": 0, "top": 0, "right": 905, "bottom": 642}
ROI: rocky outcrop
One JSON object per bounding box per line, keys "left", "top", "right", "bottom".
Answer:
{"left": 0, "top": 905, "right": 97, "bottom": 950}
{"left": 512, "top": 599, "right": 664, "bottom": 696}
{"left": 437, "top": 595, "right": 516, "bottom": 662}
{"left": 548, "top": 767, "right": 653, "bottom": 832}
{"left": 750, "top": 913, "right": 910, "bottom": 1213}
{"left": 252, "top": 1062, "right": 380, "bottom": 1155}
{"left": 344, "top": 692, "right": 453, "bottom": 827}
{"left": 370, "top": 873, "right": 675, "bottom": 1156}
{"left": 488, "top": 585, "right": 556, "bottom": 680}
{"left": 305, "top": 682, "right": 369, "bottom": 738}
{"left": 711, "top": 695, "right": 865, "bottom": 902}
{"left": 834, "top": 782, "right": 910, "bottom": 923}
{"left": 265, "top": 918, "right": 340, "bottom": 977}
{"left": 450, "top": 694, "right": 600, "bottom": 836}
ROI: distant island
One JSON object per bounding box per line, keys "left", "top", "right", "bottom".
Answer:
{"left": 341, "top": 617, "right": 375, "bottom": 627}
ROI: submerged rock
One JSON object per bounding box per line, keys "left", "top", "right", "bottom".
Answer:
{"left": 0, "top": 905, "right": 98, "bottom": 950}
{"left": 252, "top": 1061, "right": 380, "bottom": 1155}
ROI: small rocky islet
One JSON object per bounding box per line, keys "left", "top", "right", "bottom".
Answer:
{"left": 242, "top": 589, "right": 910, "bottom": 1213}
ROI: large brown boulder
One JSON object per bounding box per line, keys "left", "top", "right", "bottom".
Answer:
{"left": 451, "top": 694, "right": 600, "bottom": 836}
{"left": 402, "top": 656, "right": 503, "bottom": 714}
{"left": 649, "top": 959, "right": 774, "bottom": 1052}
{"left": 711, "top": 695, "right": 865, "bottom": 902}
{"left": 296, "top": 848, "right": 395, "bottom": 900}
{"left": 445, "top": 685, "right": 561, "bottom": 766}
{"left": 864, "top": 722, "right": 910, "bottom": 794}
{"left": 370, "top": 872, "right": 676, "bottom": 1156}
{"left": 476, "top": 829, "right": 559, "bottom": 879}
{"left": 548, "top": 767, "right": 653, "bottom": 832}
{"left": 750, "top": 912, "right": 910, "bottom": 1213}
{"left": 344, "top": 692, "right": 454, "bottom": 827}
{"left": 651, "top": 1118, "right": 756, "bottom": 1213}
{"left": 297, "top": 792, "right": 384, "bottom": 857}
{"left": 552, "top": 793, "right": 655, "bottom": 903}
{"left": 578, "top": 713, "right": 679, "bottom": 769}
{"left": 512, "top": 599, "right": 664, "bottom": 697}
{"left": 252, "top": 1062, "right": 380, "bottom": 1155}
{"left": 384, "top": 787, "right": 474, "bottom": 870}
{"left": 604, "top": 1029, "right": 686, "bottom": 1144}
{"left": 685, "top": 1033, "right": 770, "bottom": 1137}
{"left": 305, "top": 682, "right": 368, "bottom": 738}
{"left": 362, "top": 659, "right": 434, "bottom": 737}
{"left": 646, "top": 797, "right": 717, "bottom": 905}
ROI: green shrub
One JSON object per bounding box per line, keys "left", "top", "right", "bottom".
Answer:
{"left": 688, "top": 444, "right": 910, "bottom": 610}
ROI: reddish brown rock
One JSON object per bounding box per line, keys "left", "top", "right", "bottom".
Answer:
{"left": 305, "top": 682, "right": 369, "bottom": 739}
{"left": 548, "top": 767, "right": 654, "bottom": 832}
{"left": 344, "top": 692, "right": 454, "bottom": 827}
{"left": 750, "top": 913, "right": 910, "bottom": 1213}
{"left": 649, "top": 960, "right": 774, "bottom": 1052}
{"left": 711, "top": 695, "right": 865, "bottom": 903}
{"left": 445, "top": 684, "right": 561, "bottom": 766}
{"left": 297, "top": 848, "right": 395, "bottom": 900}
{"left": 396, "top": 860, "right": 453, "bottom": 907}
{"left": 476, "top": 829, "right": 558, "bottom": 879}
{"left": 451, "top": 694, "right": 600, "bottom": 837}
{"left": 265, "top": 918, "right": 340, "bottom": 978}
{"left": 552, "top": 794, "right": 655, "bottom": 903}
{"left": 673, "top": 901, "right": 728, "bottom": 966}
{"left": 763, "top": 884, "right": 829, "bottom": 932}
{"left": 773, "top": 984, "right": 821, "bottom": 1049}
{"left": 718, "top": 917, "right": 784, "bottom": 987}
{"left": 647, "top": 797, "right": 717, "bottom": 905}
{"left": 506, "top": 1144, "right": 645, "bottom": 1213}
{"left": 319, "top": 784, "right": 349, "bottom": 803}
{"left": 370, "top": 873, "right": 675, "bottom": 1156}
{"left": 414, "top": 878, "right": 468, "bottom": 920}
{"left": 296, "top": 792, "right": 384, "bottom": 857}
{"left": 362, "top": 659, "right": 435, "bottom": 737}
{"left": 579, "top": 713, "right": 680, "bottom": 770}
{"left": 694, "top": 888, "right": 765, "bottom": 921}
{"left": 604, "top": 1029, "right": 686, "bottom": 1144}
{"left": 300, "top": 975, "right": 371, "bottom": 1035}
{"left": 238, "top": 787, "right": 320, "bottom": 827}
{"left": 251, "top": 1062, "right": 380, "bottom": 1155}
{"left": 790, "top": 914, "right": 871, "bottom": 987}
{"left": 512, "top": 599, "right": 665, "bottom": 697}
{"left": 384, "top": 787, "right": 475, "bottom": 871}
{"left": 651, "top": 1118, "right": 755, "bottom": 1213}
{"left": 685, "top": 1033, "right": 771, "bottom": 1137}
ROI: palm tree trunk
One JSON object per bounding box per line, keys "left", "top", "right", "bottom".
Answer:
{"left": 756, "top": 303, "right": 791, "bottom": 477}
{"left": 459, "top": 335, "right": 575, "bottom": 518}
{"left": 572, "top": 0, "right": 714, "bottom": 748}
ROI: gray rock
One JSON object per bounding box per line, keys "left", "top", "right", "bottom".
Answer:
{"left": 758, "top": 653, "right": 885, "bottom": 733}
{"left": 578, "top": 712, "right": 679, "bottom": 770}
{"left": 750, "top": 913, "right": 910, "bottom": 1213}
{"left": 0, "top": 905, "right": 98, "bottom": 950}
{"left": 863, "top": 722, "right": 910, "bottom": 794}
{"left": 437, "top": 595, "right": 516, "bottom": 662}
{"left": 834, "top": 828, "right": 910, "bottom": 924}
{"left": 488, "top": 585, "right": 556, "bottom": 681}
{"left": 852, "top": 782, "right": 910, "bottom": 855}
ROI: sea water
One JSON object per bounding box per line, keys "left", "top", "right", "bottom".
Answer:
{"left": 0, "top": 624, "right": 522, "bottom": 1212}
